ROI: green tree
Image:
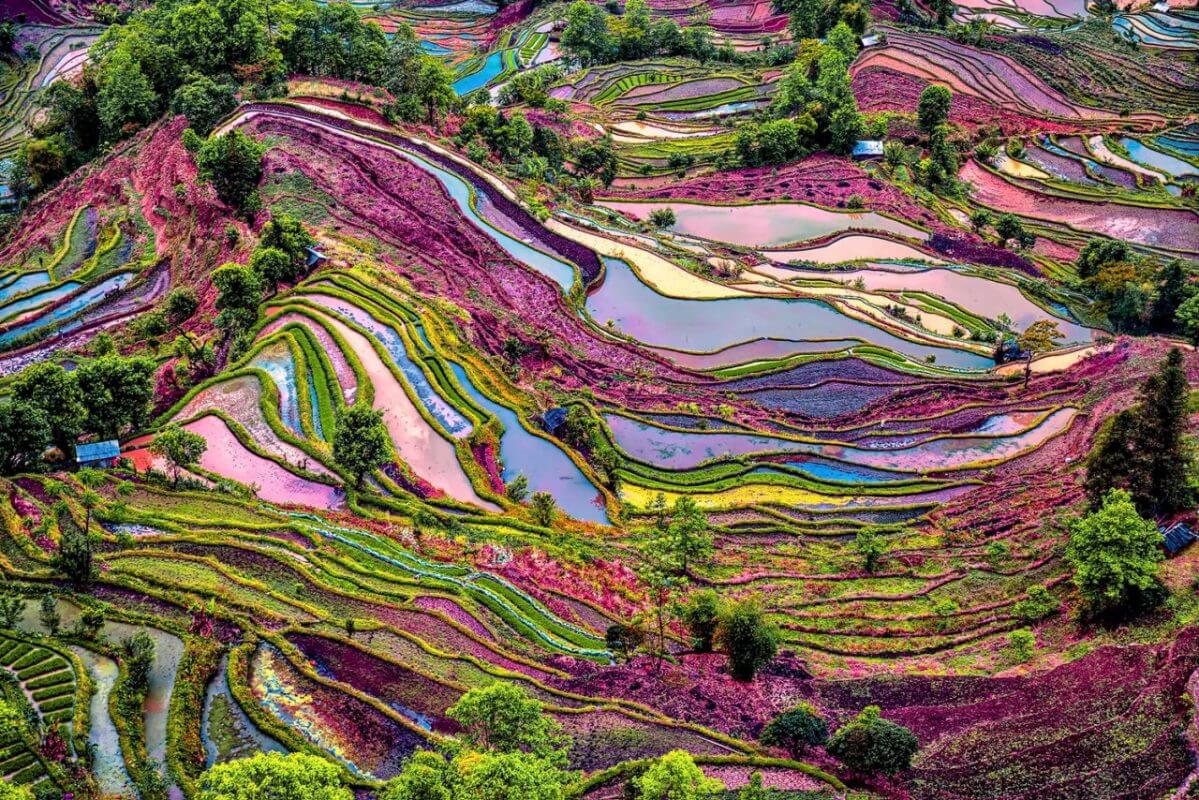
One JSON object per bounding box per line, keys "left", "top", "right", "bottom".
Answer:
{"left": 1076, "top": 240, "right": 1130, "bottom": 280}
{"left": 761, "top": 702, "right": 828, "bottom": 756}
{"left": 1175, "top": 293, "right": 1199, "bottom": 345}
{"left": 259, "top": 215, "right": 315, "bottom": 267}
{"left": 76, "top": 354, "right": 157, "bottom": 437}
{"left": 737, "top": 773, "right": 769, "bottom": 800}
{"left": 1007, "top": 628, "right": 1035, "bottom": 663}
{"left": 447, "top": 683, "right": 570, "bottom": 763}
{"left": 1013, "top": 584, "right": 1058, "bottom": 622}
{"left": 826, "top": 21, "right": 859, "bottom": 58}
{"left": 0, "top": 780, "right": 34, "bottom": 800}
{"left": 11, "top": 362, "right": 85, "bottom": 454}
{"left": 74, "top": 606, "right": 106, "bottom": 639}
{"left": 250, "top": 246, "right": 294, "bottom": 292}
{"left": 17, "top": 136, "right": 69, "bottom": 192}
{"left": 815, "top": 47, "right": 855, "bottom": 110}
{"left": 195, "top": 129, "right": 266, "bottom": 209}
{"left": 826, "top": 705, "right": 919, "bottom": 775}
{"left": 1016, "top": 320, "right": 1063, "bottom": 388}
{"left": 53, "top": 525, "right": 98, "bottom": 587}
{"left": 0, "top": 401, "right": 50, "bottom": 475}
{"left": 530, "top": 491, "right": 558, "bottom": 527}
{"left": 82, "top": 489, "right": 100, "bottom": 537}
{"left": 1134, "top": 347, "right": 1193, "bottom": 514}
{"left": 649, "top": 208, "right": 677, "bottom": 228}
{"left": 165, "top": 286, "right": 200, "bottom": 323}
{"left": 994, "top": 213, "right": 1028, "bottom": 249}
{"left": 457, "top": 751, "right": 568, "bottom": 800}
{"left": 1066, "top": 489, "right": 1163, "bottom": 617}
{"left": 39, "top": 593, "right": 61, "bottom": 636}
{"left": 171, "top": 74, "right": 237, "bottom": 135}
{"left": 677, "top": 588, "right": 721, "bottom": 652}
{"left": 828, "top": 104, "right": 863, "bottom": 155}
{"left": 41, "top": 78, "right": 101, "bottom": 157}
{"left": 505, "top": 474, "right": 529, "bottom": 502}
{"left": 637, "top": 751, "right": 724, "bottom": 800}
{"left": 97, "top": 49, "right": 159, "bottom": 139}
{"left": 917, "top": 84, "right": 952, "bottom": 134}
{"left": 380, "top": 751, "right": 453, "bottom": 800}
{"left": 572, "top": 136, "right": 618, "bottom": 186}
{"left": 122, "top": 631, "right": 156, "bottom": 694}
{"left": 410, "top": 57, "right": 456, "bottom": 126}
{"left": 1151, "top": 260, "right": 1192, "bottom": 333}
{"left": 276, "top": 3, "right": 389, "bottom": 83}
{"left": 494, "top": 112, "right": 535, "bottom": 162}
{"left": 715, "top": 597, "right": 779, "bottom": 681}
{"left": 645, "top": 496, "right": 713, "bottom": 575}
{"left": 1084, "top": 349, "right": 1194, "bottom": 514}
{"left": 0, "top": 594, "right": 22, "bottom": 628}
{"left": 925, "top": 123, "right": 959, "bottom": 191}
{"left": 0, "top": 21, "right": 16, "bottom": 54}
{"left": 197, "top": 752, "right": 353, "bottom": 800}
{"left": 150, "top": 425, "right": 207, "bottom": 486}
{"left": 784, "top": 0, "right": 825, "bottom": 39}
{"left": 561, "top": 0, "right": 614, "bottom": 65}
{"left": 929, "top": 0, "right": 955, "bottom": 25}
{"left": 606, "top": 622, "right": 645, "bottom": 661}
{"left": 854, "top": 526, "right": 885, "bottom": 573}
{"left": 1083, "top": 409, "right": 1138, "bottom": 508}
{"left": 615, "top": 0, "right": 654, "bottom": 59}
{"left": 332, "top": 405, "right": 391, "bottom": 488}
{"left": 0, "top": 699, "right": 27, "bottom": 742}
{"left": 212, "top": 262, "right": 263, "bottom": 334}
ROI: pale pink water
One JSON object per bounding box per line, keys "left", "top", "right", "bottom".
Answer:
{"left": 312, "top": 310, "right": 497, "bottom": 509}
{"left": 183, "top": 415, "right": 343, "bottom": 508}
{"left": 261, "top": 309, "right": 358, "bottom": 403}
{"left": 600, "top": 200, "right": 926, "bottom": 247}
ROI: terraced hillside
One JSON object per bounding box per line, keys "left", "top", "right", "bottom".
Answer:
{"left": 0, "top": 0, "right": 1196, "bottom": 798}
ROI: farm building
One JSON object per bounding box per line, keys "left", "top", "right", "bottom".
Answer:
{"left": 74, "top": 440, "right": 121, "bottom": 469}
{"left": 1161, "top": 522, "right": 1196, "bottom": 556}
{"left": 852, "top": 140, "right": 885, "bottom": 159}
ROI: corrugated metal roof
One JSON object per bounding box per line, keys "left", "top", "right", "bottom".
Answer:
{"left": 305, "top": 246, "right": 328, "bottom": 267}
{"left": 1161, "top": 523, "right": 1196, "bottom": 556}
{"left": 75, "top": 440, "right": 121, "bottom": 462}
{"left": 852, "top": 140, "right": 884, "bottom": 158}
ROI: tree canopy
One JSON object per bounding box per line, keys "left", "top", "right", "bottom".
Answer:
{"left": 1084, "top": 348, "right": 1194, "bottom": 516}
{"left": 644, "top": 495, "right": 713, "bottom": 575}
{"left": 381, "top": 749, "right": 569, "bottom": 800}
{"left": 195, "top": 129, "right": 267, "bottom": 210}
{"left": 826, "top": 705, "right": 919, "bottom": 775}
{"left": 150, "top": 424, "right": 208, "bottom": 485}
{"left": 0, "top": 402, "right": 50, "bottom": 475}
{"left": 447, "top": 683, "right": 570, "bottom": 763}
{"left": 561, "top": 0, "right": 715, "bottom": 66}
{"left": 333, "top": 404, "right": 391, "bottom": 487}
{"left": 75, "top": 354, "right": 157, "bottom": 438}
{"left": 760, "top": 703, "right": 829, "bottom": 756}
{"left": 198, "top": 752, "right": 353, "bottom": 800}
{"left": 677, "top": 588, "right": 721, "bottom": 652}
{"left": 213, "top": 262, "right": 265, "bottom": 334}
{"left": 715, "top": 597, "right": 779, "bottom": 681}
{"left": 19, "top": 0, "right": 454, "bottom": 198}
{"left": 636, "top": 751, "right": 724, "bottom": 800}
{"left": 1066, "top": 488, "right": 1164, "bottom": 617}
{"left": 917, "top": 84, "right": 952, "bottom": 133}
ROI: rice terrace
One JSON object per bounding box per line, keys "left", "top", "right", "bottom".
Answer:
{"left": 0, "top": 0, "right": 1195, "bottom": 796}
